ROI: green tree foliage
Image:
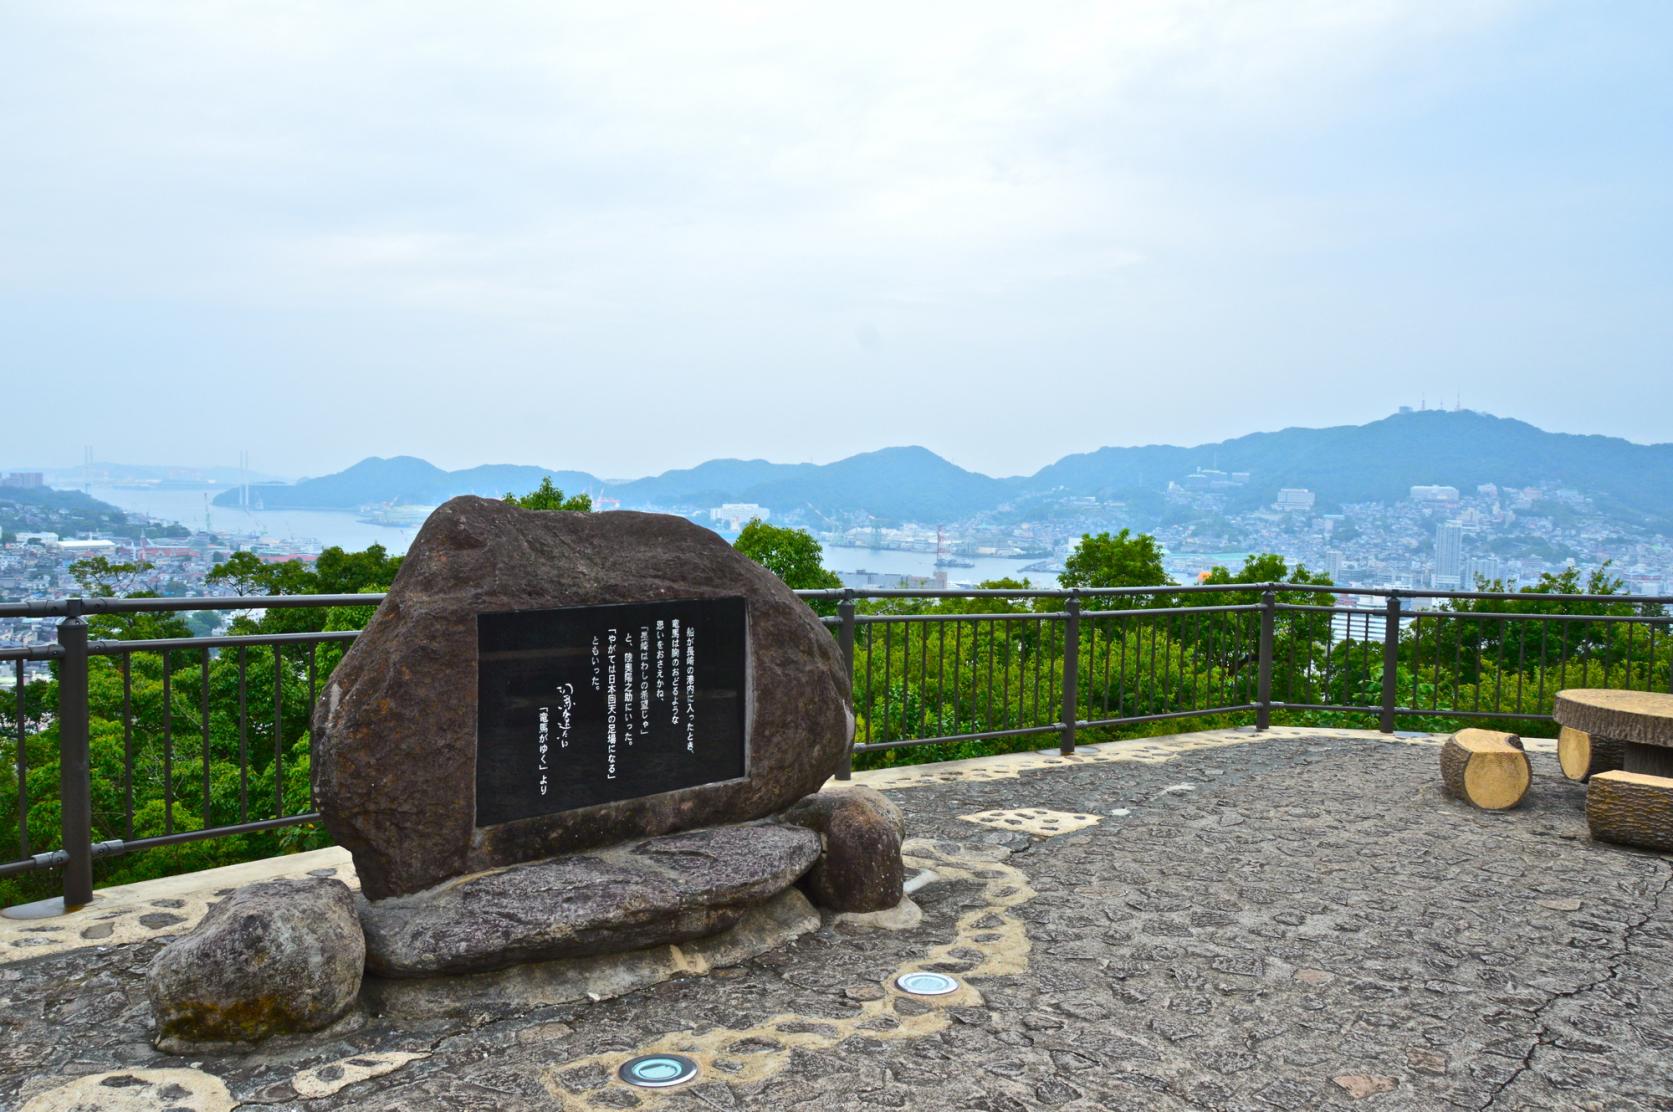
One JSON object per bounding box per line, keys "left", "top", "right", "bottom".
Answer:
{"left": 733, "top": 519, "right": 842, "bottom": 592}
{"left": 504, "top": 476, "right": 592, "bottom": 512}
{"left": 1058, "top": 529, "right": 1173, "bottom": 610}
{"left": 68, "top": 556, "right": 154, "bottom": 597}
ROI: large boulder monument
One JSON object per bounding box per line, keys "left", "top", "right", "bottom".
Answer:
{"left": 312, "top": 496, "right": 853, "bottom": 900}
{"left": 147, "top": 496, "right": 903, "bottom": 1048}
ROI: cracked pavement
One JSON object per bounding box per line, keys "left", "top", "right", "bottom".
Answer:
{"left": 3, "top": 729, "right": 1673, "bottom": 1110}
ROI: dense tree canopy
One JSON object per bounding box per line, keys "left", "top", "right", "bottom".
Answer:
{"left": 733, "top": 519, "right": 842, "bottom": 592}
{"left": 503, "top": 476, "right": 592, "bottom": 512}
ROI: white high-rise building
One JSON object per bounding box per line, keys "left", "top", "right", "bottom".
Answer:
{"left": 1433, "top": 523, "right": 1464, "bottom": 589}
{"left": 1464, "top": 554, "right": 1502, "bottom": 588}
{"left": 1323, "top": 550, "right": 1346, "bottom": 584}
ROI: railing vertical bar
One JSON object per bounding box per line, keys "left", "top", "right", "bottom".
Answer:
{"left": 950, "top": 611, "right": 963, "bottom": 738}
{"left": 1190, "top": 609, "right": 1201, "bottom": 710}
{"left": 14, "top": 658, "right": 27, "bottom": 857}
{"left": 308, "top": 643, "right": 319, "bottom": 803}
{"left": 1002, "top": 620, "right": 1013, "bottom": 728}
{"left": 882, "top": 621, "right": 892, "bottom": 743}
{"left": 917, "top": 621, "right": 929, "bottom": 739}
{"left": 936, "top": 617, "right": 947, "bottom": 740}
{"left": 1515, "top": 620, "right": 1526, "bottom": 712}
{"left": 1101, "top": 617, "right": 1114, "bottom": 716}
{"left": 1321, "top": 607, "right": 1333, "bottom": 707}
{"left": 237, "top": 646, "right": 249, "bottom": 823}
{"left": 1537, "top": 619, "right": 1549, "bottom": 709}
{"left": 1453, "top": 617, "right": 1464, "bottom": 708}
{"left": 1147, "top": 614, "right": 1159, "bottom": 717}
{"left": 1255, "top": 590, "right": 1275, "bottom": 730}
{"left": 121, "top": 653, "right": 133, "bottom": 839}
{"left": 1493, "top": 617, "right": 1506, "bottom": 714}
{"left": 1560, "top": 622, "right": 1570, "bottom": 694}
{"left": 1433, "top": 616, "right": 1444, "bottom": 711}
{"left": 862, "top": 623, "right": 873, "bottom": 746}
{"left": 837, "top": 597, "right": 856, "bottom": 780}
{"left": 1118, "top": 613, "right": 1128, "bottom": 717}
{"left": 1023, "top": 615, "right": 1037, "bottom": 729}
{"left": 201, "top": 651, "right": 212, "bottom": 827}
{"left": 273, "top": 644, "right": 284, "bottom": 817}
{"left": 1060, "top": 595, "right": 1080, "bottom": 755}
{"left": 162, "top": 651, "right": 174, "bottom": 836}
{"left": 986, "top": 619, "right": 996, "bottom": 731}
{"left": 1380, "top": 595, "right": 1400, "bottom": 733}
{"left": 1650, "top": 622, "right": 1658, "bottom": 692}
{"left": 57, "top": 607, "right": 93, "bottom": 908}
{"left": 1411, "top": 613, "right": 1422, "bottom": 711}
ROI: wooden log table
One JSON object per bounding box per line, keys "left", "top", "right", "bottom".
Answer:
{"left": 1554, "top": 689, "right": 1673, "bottom": 851}
{"left": 1553, "top": 689, "right": 1673, "bottom": 777}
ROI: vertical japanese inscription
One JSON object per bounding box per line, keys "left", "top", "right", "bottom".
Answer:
{"left": 475, "top": 597, "right": 747, "bottom": 827}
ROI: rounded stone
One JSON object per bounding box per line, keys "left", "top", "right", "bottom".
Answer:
{"left": 781, "top": 787, "right": 906, "bottom": 913}
{"left": 311, "top": 497, "right": 853, "bottom": 899}
{"left": 145, "top": 878, "right": 364, "bottom": 1050}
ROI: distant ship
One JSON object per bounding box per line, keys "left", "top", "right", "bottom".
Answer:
{"left": 934, "top": 557, "right": 975, "bottom": 568}
{"left": 357, "top": 503, "right": 437, "bottom": 528}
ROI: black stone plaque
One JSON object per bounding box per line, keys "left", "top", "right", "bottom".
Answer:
{"left": 475, "top": 597, "right": 748, "bottom": 827}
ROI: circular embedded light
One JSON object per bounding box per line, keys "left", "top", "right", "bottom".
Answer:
{"left": 618, "top": 1054, "right": 699, "bottom": 1088}
{"left": 895, "top": 971, "right": 960, "bottom": 996}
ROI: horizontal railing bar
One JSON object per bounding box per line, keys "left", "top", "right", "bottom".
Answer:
{"left": 0, "top": 851, "right": 66, "bottom": 878}
{"left": 1081, "top": 604, "right": 1258, "bottom": 619}
{"left": 88, "top": 630, "right": 359, "bottom": 656}
{"left": 1401, "top": 610, "right": 1673, "bottom": 625}
{"left": 115, "top": 814, "right": 322, "bottom": 854}
{"left": 1, "top": 815, "right": 325, "bottom": 876}
{"left": 795, "top": 583, "right": 1673, "bottom": 604}
{"left": 0, "top": 645, "right": 61, "bottom": 662}
{"left": 854, "top": 611, "right": 1067, "bottom": 626}
{"left": 1392, "top": 706, "right": 1550, "bottom": 722}
{"left": 1079, "top": 704, "right": 1260, "bottom": 729}
{"left": 0, "top": 594, "right": 386, "bottom": 619}
{"left": 1269, "top": 701, "right": 1386, "bottom": 715}
{"left": 852, "top": 723, "right": 1061, "bottom": 752}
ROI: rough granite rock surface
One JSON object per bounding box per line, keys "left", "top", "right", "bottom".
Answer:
{"left": 781, "top": 787, "right": 906, "bottom": 913}
{"left": 144, "top": 878, "right": 364, "bottom": 1051}
{"left": 311, "top": 497, "right": 852, "bottom": 899}
{"left": 9, "top": 731, "right": 1673, "bottom": 1111}
{"left": 360, "top": 823, "right": 821, "bottom": 976}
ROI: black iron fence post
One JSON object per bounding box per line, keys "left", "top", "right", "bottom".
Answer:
{"left": 1060, "top": 594, "right": 1081, "bottom": 755}
{"left": 57, "top": 599, "right": 94, "bottom": 909}
{"left": 836, "top": 592, "right": 856, "bottom": 780}
{"left": 1380, "top": 593, "right": 1402, "bottom": 733}
{"left": 1255, "top": 589, "right": 1276, "bottom": 730}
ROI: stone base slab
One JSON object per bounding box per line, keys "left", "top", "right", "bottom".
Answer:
{"left": 362, "top": 886, "right": 819, "bottom": 1020}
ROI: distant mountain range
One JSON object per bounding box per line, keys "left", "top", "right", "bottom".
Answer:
{"left": 214, "top": 411, "right": 1673, "bottom": 529}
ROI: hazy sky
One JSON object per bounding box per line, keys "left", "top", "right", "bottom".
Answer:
{"left": 4, "top": 2, "right": 1669, "bottom": 480}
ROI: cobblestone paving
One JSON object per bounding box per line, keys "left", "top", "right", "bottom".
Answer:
{"left": 4, "top": 730, "right": 1673, "bottom": 1111}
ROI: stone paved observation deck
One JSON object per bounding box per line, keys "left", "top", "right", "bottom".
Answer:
{"left": 3, "top": 728, "right": 1671, "bottom": 1110}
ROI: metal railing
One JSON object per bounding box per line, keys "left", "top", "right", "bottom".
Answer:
{"left": 4, "top": 582, "right": 1671, "bottom": 907}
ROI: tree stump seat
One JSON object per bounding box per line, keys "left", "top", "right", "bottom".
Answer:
{"left": 1553, "top": 690, "right": 1673, "bottom": 779}
{"left": 1586, "top": 770, "right": 1673, "bottom": 852}
{"left": 1557, "top": 726, "right": 1626, "bottom": 782}
{"left": 1439, "top": 729, "right": 1531, "bottom": 811}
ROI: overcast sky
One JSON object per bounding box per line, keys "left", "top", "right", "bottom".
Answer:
{"left": 4, "top": 2, "right": 1669, "bottom": 480}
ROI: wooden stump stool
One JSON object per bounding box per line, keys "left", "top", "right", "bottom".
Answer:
{"left": 1439, "top": 729, "right": 1532, "bottom": 811}
{"left": 1586, "top": 770, "right": 1673, "bottom": 852}
{"left": 1557, "top": 726, "right": 1625, "bottom": 782}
